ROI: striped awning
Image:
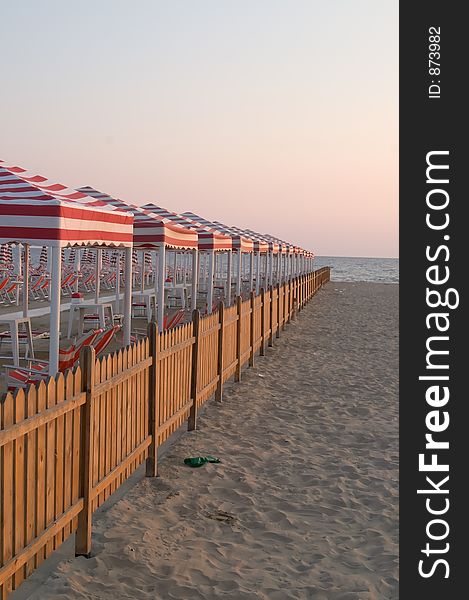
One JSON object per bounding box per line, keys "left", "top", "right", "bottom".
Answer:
{"left": 217, "top": 223, "right": 270, "bottom": 253}
{"left": 0, "top": 164, "right": 133, "bottom": 247}
{"left": 181, "top": 212, "right": 254, "bottom": 253}
{"left": 0, "top": 161, "right": 105, "bottom": 207}
{"left": 141, "top": 203, "right": 232, "bottom": 251}
{"left": 78, "top": 187, "right": 198, "bottom": 250}
{"left": 0, "top": 197, "right": 134, "bottom": 247}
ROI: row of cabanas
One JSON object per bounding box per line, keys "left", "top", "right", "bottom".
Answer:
{"left": 0, "top": 159, "right": 314, "bottom": 376}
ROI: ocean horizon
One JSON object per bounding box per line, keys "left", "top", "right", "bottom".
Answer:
{"left": 314, "top": 256, "right": 399, "bottom": 284}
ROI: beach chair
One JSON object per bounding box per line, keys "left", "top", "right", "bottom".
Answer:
{"left": 93, "top": 325, "right": 120, "bottom": 356}
{"left": 62, "top": 274, "right": 78, "bottom": 296}
{"left": 129, "top": 309, "right": 186, "bottom": 343}
{"left": 38, "top": 277, "right": 50, "bottom": 299}
{"left": 29, "top": 274, "right": 47, "bottom": 300}
{"left": 0, "top": 276, "right": 10, "bottom": 302}
{"left": 4, "top": 329, "right": 102, "bottom": 390}
{"left": 163, "top": 308, "right": 186, "bottom": 329}
{"left": 81, "top": 273, "right": 96, "bottom": 293}
{"left": 2, "top": 281, "right": 19, "bottom": 304}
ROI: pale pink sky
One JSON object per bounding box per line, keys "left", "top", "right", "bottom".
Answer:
{"left": 0, "top": 1, "right": 398, "bottom": 257}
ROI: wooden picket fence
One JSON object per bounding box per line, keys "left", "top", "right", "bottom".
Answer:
{"left": 0, "top": 267, "right": 330, "bottom": 598}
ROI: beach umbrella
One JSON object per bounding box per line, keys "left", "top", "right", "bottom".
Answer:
{"left": 39, "top": 245, "right": 48, "bottom": 268}
{"left": 0, "top": 243, "right": 13, "bottom": 268}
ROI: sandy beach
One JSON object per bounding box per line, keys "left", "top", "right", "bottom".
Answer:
{"left": 14, "top": 281, "right": 398, "bottom": 600}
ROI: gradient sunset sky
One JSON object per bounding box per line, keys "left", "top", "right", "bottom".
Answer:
{"left": 1, "top": 0, "right": 398, "bottom": 257}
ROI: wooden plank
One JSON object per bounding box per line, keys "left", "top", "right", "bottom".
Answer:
{"left": 53, "top": 374, "right": 65, "bottom": 550}
{"left": 35, "top": 381, "right": 46, "bottom": 567}
{"left": 1, "top": 391, "right": 14, "bottom": 598}
{"left": 268, "top": 285, "right": 274, "bottom": 347}
{"left": 249, "top": 292, "right": 255, "bottom": 367}
{"left": 13, "top": 389, "right": 25, "bottom": 589}
{"left": 121, "top": 347, "right": 129, "bottom": 480}
{"left": 110, "top": 352, "right": 117, "bottom": 494}
{"left": 188, "top": 309, "right": 200, "bottom": 431}
{"left": 276, "top": 283, "right": 280, "bottom": 338}
{"left": 260, "top": 289, "right": 265, "bottom": 356}
{"left": 115, "top": 350, "right": 123, "bottom": 486}
{"left": 0, "top": 393, "right": 86, "bottom": 448}
{"left": 75, "top": 346, "right": 95, "bottom": 558}
{"left": 130, "top": 345, "right": 136, "bottom": 472}
{"left": 97, "top": 358, "right": 106, "bottom": 506}
{"left": 93, "top": 357, "right": 152, "bottom": 396}
{"left": 45, "top": 378, "right": 57, "bottom": 558}
{"left": 63, "top": 371, "right": 74, "bottom": 539}
{"left": 24, "top": 385, "right": 37, "bottom": 577}
{"left": 235, "top": 296, "right": 242, "bottom": 382}
{"left": 215, "top": 302, "right": 224, "bottom": 402}
{"left": 71, "top": 367, "right": 82, "bottom": 531}
{"left": 159, "top": 399, "right": 194, "bottom": 435}
{"left": 104, "top": 355, "right": 111, "bottom": 502}
{"left": 0, "top": 500, "right": 83, "bottom": 586}
{"left": 92, "top": 438, "right": 151, "bottom": 499}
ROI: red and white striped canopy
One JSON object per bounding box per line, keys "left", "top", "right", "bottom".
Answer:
{"left": 0, "top": 164, "right": 133, "bottom": 247}
{"left": 142, "top": 203, "right": 232, "bottom": 251}
{"left": 78, "top": 187, "right": 198, "bottom": 250}
{"left": 181, "top": 212, "right": 254, "bottom": 253}
{"left": 217, "top": 223, "right": 270, "bottom": 253}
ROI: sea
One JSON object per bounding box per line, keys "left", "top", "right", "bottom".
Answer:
{"left": 314, "top": 256, "right": 399, "bottom": 284}
{"left": 24, "top": 250, "right": 398, "bottom": 284}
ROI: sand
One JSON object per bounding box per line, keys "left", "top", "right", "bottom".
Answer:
{"left": 13, "top": 282, "right": 399, "bottom": 600}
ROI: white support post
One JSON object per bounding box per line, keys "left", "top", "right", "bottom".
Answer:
{"left": 269, "top": 251, "right": 274, "bottom": 287}
{"left": 191, "top": 249, "right": 198, "bottom": 312}
{"left": 49, "top": 245, "right": 62, "bottom": 376}
{"left": 249, "top": 253, "right": 254, "bottom": 292}
{"left": 123, "top": 246, "right": 133, "bottom": 345}
{"left": 255, "top": 252, "right": 260, "bottom": 294}
{"left": 236, "top": 251, "right": 242, "bottom": 296}
{"left": 23, "top": 243, "right": 29, "bottom": 317}
{"left": 141, "top": 251, "right": 146, "bottom": 293}
{"left": 95, "top": 248, "right": 102, "bottom": 303}
{"left": 115, "top": 250, "right": 121, "bottom": 313}
{"left": 207, "top": 250, "right": 215, "bottom": 314}
{"left": 74, "top": 248, "right": 81, "bottom": 293}
{"left": 226, "top": 250, "right": 232, "bottom": 306}
{"left": 172, "top": 250, "right": 177, "bottom": 289}
{"left": 157, "top": 244, "right": 166, "bottom": 332}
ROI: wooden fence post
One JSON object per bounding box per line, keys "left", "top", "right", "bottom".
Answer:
{"left": 235, "top": 296, "right": 242, "bottom": 382}
{"left": 215, "top": 302, "right": 224, "bottom": 402}
{"left": 188, "top": 309, "right": 200, "bottom": 431}
{"left": 146, "top": 321, "right": 159, "bottom": 477}
{"left": 287, "top": 281, "right": 291, "bottom": 325}
{"left": 249, "top": 291, "right": 255, "bottom": 367}
{"left": 268, "top": 285, "right": 274, "bottom": 347}
{"left": 75, "top": 345, "right": 95, "bottom": 558}
{"left": 260, "top": 288, "right": 265, "bottom": 356}
{"left": 276, "top": 283, "right": 281, "bottom": 338}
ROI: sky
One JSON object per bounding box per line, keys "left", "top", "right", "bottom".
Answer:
{"left": 0, "top": 0, "right": 398, "bottom": 258}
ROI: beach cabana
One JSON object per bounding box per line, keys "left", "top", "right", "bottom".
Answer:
{"left": 0, "top": 194, "right": 133, "bottom": 374}
{"left": 0, "top": 161, "right": 136, "bottom": 322}
{"left": 142, "top": 203, "right": 233, "bottom": 311}
{"left": 181, "top": 213, "right": 255, "bottom": 299}
{"left": 77, "top": 188, "right": 199, "bottom": 330}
